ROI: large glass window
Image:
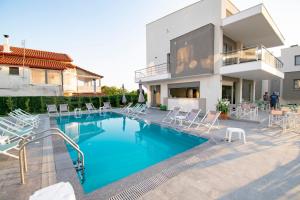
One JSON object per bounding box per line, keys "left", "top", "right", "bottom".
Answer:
{"left": 168, "top": 82, "right": 200, "bottom": 98}
{"left": 31, "top": 69, "right": 46, "bottom": 84}
{"left": 47, "top": 70, "right": 62, "bottom": 85}
{"left": 169, "top": 88, "right": 200, "bottom": 98}
{"left": 294, "top": 79, "right": 300, "bottom": 89}
{"left": 295, "top": 55, "right": 300, "bottom": 65}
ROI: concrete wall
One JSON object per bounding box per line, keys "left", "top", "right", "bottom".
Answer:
{"left": 280, "top": 46, "right": 300, "bottom": 73}
{"left": 145, "top": 0, "right": 225, "bottom": 111}
{"left": 145, "top": 74, "right": 221, "bottom": 111}
{"left": 0, "top": 65, "right": 63, "bottom": 96}
{"left": 272, "top": 46, "right": 300, "bottom": 104}
{"left": 146, "top": 0, "right": 223, "bottom": 73}
{"left": 281, "top": 72, "right": 300, "bottom": 103}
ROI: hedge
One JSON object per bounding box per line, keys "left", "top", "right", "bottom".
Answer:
{"left": 0, "top": 94, "right": 146, "bottom": 115}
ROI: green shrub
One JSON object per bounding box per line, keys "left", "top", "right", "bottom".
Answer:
{"left": 160, "top": 105, "right": 167, "bottom": 111}
{"left": 0, "top": 94, "right": 143, "bottom": 115}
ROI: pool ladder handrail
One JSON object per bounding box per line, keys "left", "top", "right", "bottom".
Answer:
{"left": 18, "top": 128, "right": 85, "bottom": 184}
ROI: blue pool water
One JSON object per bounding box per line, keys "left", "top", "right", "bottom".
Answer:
{"left": 56, "top": 112, "right": 207, "bottom": 193}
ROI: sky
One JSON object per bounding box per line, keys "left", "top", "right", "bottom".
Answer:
{"left": 0, "top": 0, "right": 299, "bottom": 90}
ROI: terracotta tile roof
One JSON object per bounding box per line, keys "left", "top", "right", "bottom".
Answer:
{"left": 0, "top": 45, "right": 73, "bottom": 62}
{"left": 0, "top": 55, "right": 75, "bottom": 70}
{"left": 76, "top": 66, "right": 104, "bottom": 78}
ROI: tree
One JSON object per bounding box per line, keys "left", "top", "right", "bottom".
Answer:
{"left": 101, "top": 86, "right": 128, "bottom": 96}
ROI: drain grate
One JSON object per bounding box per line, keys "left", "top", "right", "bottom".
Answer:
{"left": 109, "top": 156, "right": 202, "bottom": 200}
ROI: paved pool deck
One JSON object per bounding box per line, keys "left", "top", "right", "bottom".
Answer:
{"left": 0, "top": 109, "right": 299, "bottom": 200}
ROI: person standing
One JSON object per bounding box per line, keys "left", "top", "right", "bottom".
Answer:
{"left": 263, "top": 92, "right": 270, "bottom": 110}
{"left": 270, "top": 92, "right": 278, "bottom": 109}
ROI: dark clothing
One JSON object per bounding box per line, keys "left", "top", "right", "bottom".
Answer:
{"left": 263, "top": 94, "right": 269, "bottom": 101}
{"left": 270, "top": 94, "right": 278, "bottom": 109}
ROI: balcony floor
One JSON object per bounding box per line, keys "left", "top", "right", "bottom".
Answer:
{"left": 220, "top": 61, "right": 284, "bottom": 80}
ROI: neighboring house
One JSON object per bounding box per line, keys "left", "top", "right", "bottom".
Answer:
{"left": 266, "top": 45, "right": 300, "bottom": 104}
{"left": 0, "top": 35, "right": 103, "bottom": 96}
{"left": 135, "top": 0, "right": 284, "bottom": 112}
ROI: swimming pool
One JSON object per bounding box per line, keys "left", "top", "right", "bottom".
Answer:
{"left": 56, "top": 112, "right": 207, "bottom": 193}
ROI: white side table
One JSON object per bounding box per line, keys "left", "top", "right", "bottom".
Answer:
{"left": 0, "top": 136, "right": 9, "bottom": 145}
{"left": 225, "top": 128, "right": 246, "bottom": 144}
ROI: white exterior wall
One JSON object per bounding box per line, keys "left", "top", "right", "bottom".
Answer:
{"left": 145, "top": 74, "right": 221, "bottom": 111}
{"left": 280, "top": 46, "right": 300, "bottom": 73}
{"left": 145, "top": 0, "right": 225, "bottom": 111}
{"left": 63, "top": 68, "right": 77, "bottom": 92}
{"left": 0, "top": 65, "right": 63, "bottom": 96}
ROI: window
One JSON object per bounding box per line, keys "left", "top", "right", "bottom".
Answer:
{"left": 295, "top": 55, "right": 300, "bottom": 65}
{"left": 47, "top": 70, "right": 62, "bottom": 85}
{"left": 9, "top": 67, "right": 19, "bottom": 75}
{"left": 31, "top": 69, "right": 46, "bottom": 84}
{"left": 294, "top": 79, "right": 300, "bottom": 89}
{"left": 168, "top": 82, "right": 200, "bottom": 98}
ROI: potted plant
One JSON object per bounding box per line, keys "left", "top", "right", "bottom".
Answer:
{"left": 160, "top": 104, "right": 167, "bottom": 111}
{"left": 216, "top": 99, "right": 230, "bottom": 120}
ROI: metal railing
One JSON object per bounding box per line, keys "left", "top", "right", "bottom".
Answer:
{"left": 135, "top": 63, "right": 168, "bottom": 82}
{"left": 222, "top": 45, "right": 283, "bottom": 69}
{"left": 18, "top": 128, "right": 85, "bottom": 184}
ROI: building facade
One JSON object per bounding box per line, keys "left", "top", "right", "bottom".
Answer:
{"left": 135, "top": 0, "right": 284, "bottom": 112}
{"left": 0, "top": 36, "right": 103, "bottom": 96}
{"left": 265, "top": 45, "right": 300, "bottom": 104}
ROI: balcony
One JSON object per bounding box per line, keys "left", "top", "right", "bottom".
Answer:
{"left": 220, "top": 45, "right": 284, "bottom": 80}
{"left": 135, "top": 63, "right": 171, "bottom": 83}
{"left": 222, "top": 4, "right": 284, "bottom": 48}
{"left": 77, "top": 85, "right": 101, "bottom": 93}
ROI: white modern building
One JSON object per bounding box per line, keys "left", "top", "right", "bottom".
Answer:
{"left": 266, "top": 45, "right": 300, "bottom": 104}
{"left": 0, "top": 35, "right": 103, "bottom": 96}
{"left": 135, "top": 0, "right": 285, "bottom": 112}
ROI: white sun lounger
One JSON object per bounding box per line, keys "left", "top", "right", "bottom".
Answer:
{"left": 176, "top": 109, "right": 202, "bottom": 128}
{"left": 13, "top": 109, "right": 40, "bottom": 121}
{"left": 47, "top": 104, "right": 59, "bottom": 117}
{"left": 100, "top": 102, "right": 112, "bottom": 111}
{"left": 85, "top": 103, "right": 97, "bottom": 113}
{"left": 162, "top": 107, "right": 181, "bottom": 124}
{"left": 132, "top": 104, "right": 148, "bottom": 116}
{"left": 128, "top": 103, "right": 141, "bottom": 114}
{"left": 197, "top": 110, "right": 221, "bottom": 133}
{"left": 0, "top": 119, "right": 33, "bottom": 140}
{"left": 59, "top": 104, "right": 70, "bottom": 116}
{"left": 29, "top": 182, "right": 76, "bottom": 200}
{"left": 0, "top": 140, "right": 20, "bottom": 159}
{"left": 120, "top": 102, "right": 133, "bottom": 113}
{"left": 8, "top": 112, "right": 39, "bottom": 128}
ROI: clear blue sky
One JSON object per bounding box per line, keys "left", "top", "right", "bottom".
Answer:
{"left": 1, "top": 0, "right": 299, "bottom": 90}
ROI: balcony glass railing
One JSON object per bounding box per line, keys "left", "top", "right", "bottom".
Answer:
{"left": 135, "top": 63, "right": 168, "bottom": 82}
{"left": 222, "top": 45, "right": 283, "bottom": 69}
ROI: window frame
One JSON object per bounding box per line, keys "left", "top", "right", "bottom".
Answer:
{"left": 293, "top": 79, "right": 300, "bottom": 90}
{"left": 9, "top": 67, "right": 20, "bottom": 76}
{"left": 295, "top": 55, "right": 300, "bottom": 66}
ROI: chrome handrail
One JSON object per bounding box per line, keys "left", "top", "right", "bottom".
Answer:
{"left": 18, "top": 128, "right": 84, "bottom": 184}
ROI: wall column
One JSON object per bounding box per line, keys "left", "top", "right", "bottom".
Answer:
{"left": 252, "top": 80, "right": 256, "bottom": 102}
{"left": 236, "top": 78, "right": 243, "bottom": 103}
{"left": 145, "top": 84, "right": 152, "bottom": 107}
